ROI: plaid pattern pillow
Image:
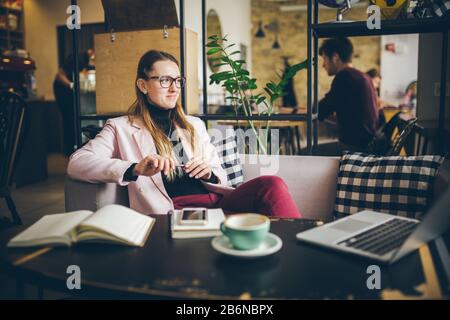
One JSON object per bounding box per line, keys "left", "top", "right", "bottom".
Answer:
{"left": 412, "top": 0, "right": 450, "bottom": 17}
{"left": 212, "top": 135, "right": 244, "bottom": 188}
{"left": 430, "top": 0, "right": 450, "bottom": 16}
{"left": 335, "top": 152, "right": 444, "bottom": 219}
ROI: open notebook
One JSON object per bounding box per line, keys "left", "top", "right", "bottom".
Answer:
{"left": 7, "top": 204, "right": 155, "bottom": 248}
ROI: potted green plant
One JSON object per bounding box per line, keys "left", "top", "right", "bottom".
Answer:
{"left": 206, "top": 34, "right": 307, "bottom": 154}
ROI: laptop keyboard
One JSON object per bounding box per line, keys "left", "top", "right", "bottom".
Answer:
{"left": 337, "top": 218, "right": 419, "bottom": 256}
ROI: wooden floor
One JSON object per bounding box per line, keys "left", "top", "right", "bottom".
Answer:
{"left": 0, "top": 154, "right": 68, "bottom": 299}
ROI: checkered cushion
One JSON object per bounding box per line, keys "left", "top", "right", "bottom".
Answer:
{"left": 212, "top": 135, "right": 244, "bottom": 188}
{"left": 412, "top": 0, "right": 450, "bottom": 18}
{"left": 430, "top": 0, "right": 450, "bottom": 16}
{"left": 334, "top": 152, "right": 444, "bottom": 219}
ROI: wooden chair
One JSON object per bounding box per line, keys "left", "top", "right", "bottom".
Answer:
{"left": 0, "top": 91, "right": 26, "bottom": 226}
{"left": 368, "top": 112, "right": 418, "bottom": 156}
{"left": 386, "top": 118, "right": 418, "bottom": 156}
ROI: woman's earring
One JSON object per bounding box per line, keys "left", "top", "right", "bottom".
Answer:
{"left": 142, "top": 90, "right": 147, "bottom": 94}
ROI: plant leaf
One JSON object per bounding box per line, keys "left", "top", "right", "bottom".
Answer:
{"left": 206, "top": 42, "right": 220, "bottom": 48}
{"left": 224, "top": 43, "right": 236, "bottom": 50}
{"left": 264, "top": 88, "right": 273, "bottom": 96}
{"left": 207, "top": 47, "right": 222, "bottom": 55}
{"left": 266, "top": 82, "right": 277, "bottom": 92}
{"left": 212, "top": 62, "right": 228, "bottom": 68}
{"left": 256, "top": 96, "right": 266, "bottom": 105}
{"left": 229, "top": 50, "right": 241, "bottom": 56}
{"left": 236, "top": 69, "right": 250, "bottom": 76}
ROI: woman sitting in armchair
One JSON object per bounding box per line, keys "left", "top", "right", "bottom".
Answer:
{"left": 67, "top": 50, "right": 301, "bottom": 218}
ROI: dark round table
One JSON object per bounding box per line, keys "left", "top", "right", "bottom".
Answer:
{"left": 0, "top": 215, "right": 437, "bottom": 299}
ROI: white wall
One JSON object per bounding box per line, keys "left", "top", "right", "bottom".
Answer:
{"left": 24, "top": 0, "right": 104, "bottom": 100}
{"left": 380, "top": 34, "right": 419, "bottom": 106}
{"left": 177, "top": 0, "right": 252, "bottom": 110}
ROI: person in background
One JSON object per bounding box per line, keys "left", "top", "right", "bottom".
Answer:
{"left": 366, "top": 68, "right": 391, "bottom": 126}
{"left": 366, "top": 68, "right": 395, "bottom": 111}
{"left": 366, "top": 68, "right": 381, "bottom": 96}
{"left": 402, "top": 80, "right": 417, "bottom": 111}
{"left": 53, "top": 49, "right": 95, "bottom": 156}
{"left": 318, "top": 38, "right": 380, "bottom": 153}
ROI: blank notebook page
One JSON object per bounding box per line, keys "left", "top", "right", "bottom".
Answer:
{"left": 10, "top": 211, "right": 93, "bottom": 243}
{"left": 79, "top": 205, "right": 152, "bottom": 244}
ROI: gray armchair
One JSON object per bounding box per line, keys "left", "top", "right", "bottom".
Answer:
{"left": 65, "top": 154, "right": 449, "bottom": 220}
{"left": 65, "top": 155, "right": 341, "bottom": 220}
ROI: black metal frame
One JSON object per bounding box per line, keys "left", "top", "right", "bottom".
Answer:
{"left": 314, "top": 17, "right": 450, "bottom": 38}
{"left": 201, "top": 0, "right": 208, "bottom": 117}
{"left": 312, "top": 1, "right": 450, "bottom": 154}
{"left": 198, "top": 0, "right": 317, "bottom": 153}
{"left": 70, "top": 1, "right": 450, "bottom": 155}
{"left": 307, "top": 0, "right": 312, "bottom": 153}
{"left": 71, "top": 0, "right": 82, "bottom": 150}
{"left": 313, "top": 0, "right": 319, "bottom": 151}
{"left": 438, "top": 30, "right": 448, "bottom": 153}
{"left": 80, "top": 113, "right": 315, "bottom": 121}
{"left": 179, "top": 0, "right": 186, "bottom": 112}
{"left": 70, "top": 0, "right": 327, "bottom": 154}
{"left": 0, "top": 91, "right": 26, "bottom": 226}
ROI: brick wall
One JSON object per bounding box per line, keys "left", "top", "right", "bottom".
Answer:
{"left": 251, "top": 0, "right": 380, "bottom": 107}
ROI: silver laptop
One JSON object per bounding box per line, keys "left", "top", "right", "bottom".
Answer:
{"left": 296, "top": 188, "right": 450, "bottom": 264}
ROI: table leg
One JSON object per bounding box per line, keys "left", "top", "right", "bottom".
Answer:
{"left": 287, "top": 128, "right": 294, "bottom": 155}
{"left": 295, "top": 127, "right": 302, "bottom": 155}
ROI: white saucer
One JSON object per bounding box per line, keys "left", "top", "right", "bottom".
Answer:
{"left": 211, "top": 233, "right": 282, "bottom": 259}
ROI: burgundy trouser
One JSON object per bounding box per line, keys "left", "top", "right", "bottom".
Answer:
{"left": 172, "top": 176, "right": 302, "bottom": 218}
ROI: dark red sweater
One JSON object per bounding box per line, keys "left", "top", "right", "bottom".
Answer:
{"left": 318, "top": 67, "right": 380, "bottom": 148}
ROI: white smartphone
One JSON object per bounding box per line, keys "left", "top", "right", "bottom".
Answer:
{"left": 180, "top": 208, "right": 208, "bottom": 226}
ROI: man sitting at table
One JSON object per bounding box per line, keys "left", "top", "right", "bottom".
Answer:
{"left": 318, "top": 37, "right": 380, "bottom": 154}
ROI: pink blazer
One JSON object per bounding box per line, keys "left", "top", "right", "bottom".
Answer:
{"left": 67, "top": 115, "right": 234, "bottom": 215}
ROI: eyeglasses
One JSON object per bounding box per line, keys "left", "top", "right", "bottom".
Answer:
{"left": 148, "top": 76, "right": 186, "bottom": 88}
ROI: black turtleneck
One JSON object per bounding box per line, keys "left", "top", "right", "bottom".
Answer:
{"left": 145, "top": 100, "right": 173, "bottom": 136}
{"left": 123, "top": 100, "right": 218, "bottom": 198}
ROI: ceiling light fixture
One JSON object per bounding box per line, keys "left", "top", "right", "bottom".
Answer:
{"left": 272, "top": 34, "right": 281, "bottom": 49}
{"left": 255, "top": 21, "right": 265, "bottom": 38}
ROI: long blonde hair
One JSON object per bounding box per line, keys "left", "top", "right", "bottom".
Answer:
{"left": 128, "top": 50, "right": 196, "bottom": 166}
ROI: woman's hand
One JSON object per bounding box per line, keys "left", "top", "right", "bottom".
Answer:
{"left": 133, "top": 155, "right": 175, "bottom": 177}
{"left": 184, "top": 157, "right": 212, "bottom": 181}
